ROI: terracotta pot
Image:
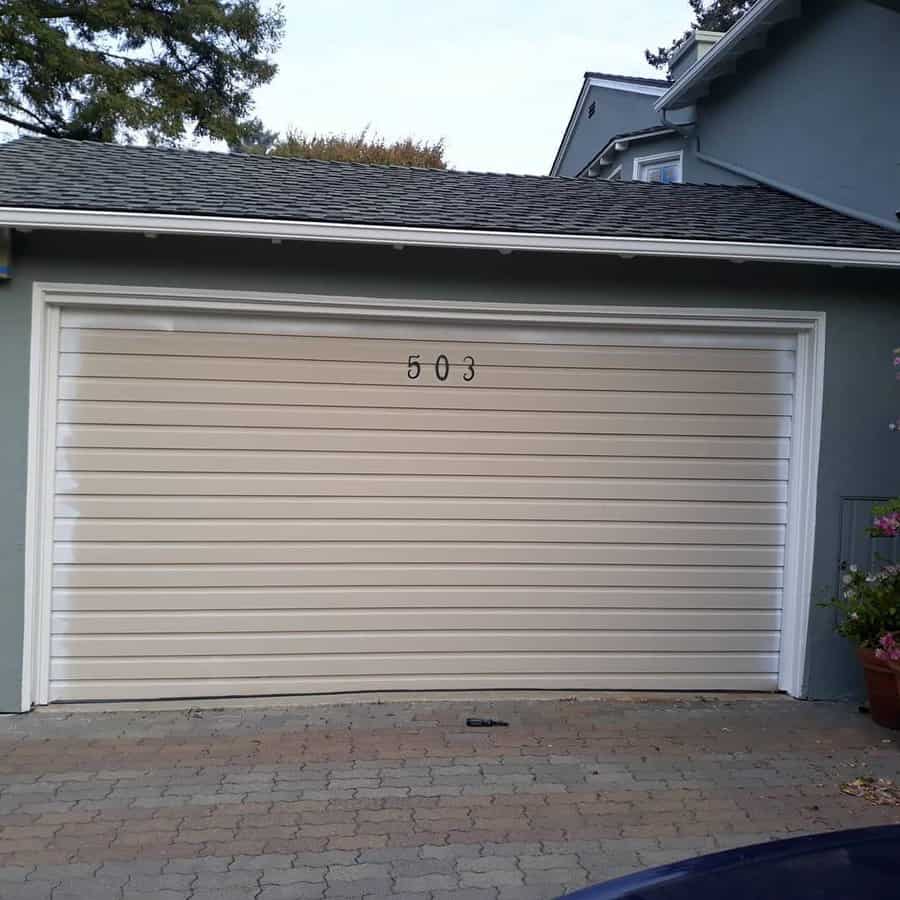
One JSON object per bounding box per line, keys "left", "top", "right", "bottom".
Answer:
{"left": 858, "top": 647, "right": 900, "bottom": 730}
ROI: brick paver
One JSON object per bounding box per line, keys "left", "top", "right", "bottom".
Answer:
{"left": 0, "top": 694, "right": 898, "bottom": 898}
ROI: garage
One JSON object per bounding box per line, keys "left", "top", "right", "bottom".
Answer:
{"left": 45, "top": 301, "right": 793, "bottom": 701}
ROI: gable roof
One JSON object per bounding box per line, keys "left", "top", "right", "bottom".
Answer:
{"left": 549, "top": 72, "right": 669, "bottom": 176}
{"left": 2, "top": 137, "right": 900, "bottom": 267}
{"left": 576, "top": 125, "right": 677, "bottom": 177}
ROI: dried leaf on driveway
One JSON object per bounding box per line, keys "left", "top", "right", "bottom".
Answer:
{"left": 840, "top": 776, "right": 900, "bottom": 806}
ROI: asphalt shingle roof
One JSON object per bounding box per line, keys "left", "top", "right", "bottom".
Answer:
{"left": 2, "top": 136, "right": 900, "bottom": 251}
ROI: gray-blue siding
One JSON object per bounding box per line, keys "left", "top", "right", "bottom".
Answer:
{"left": 553, "top": 85, "right": 663, "bottom": 178}
{"left": 696, "top": 0, "right": 900, "bottom": 231}
{"left": 591, "top": 131, "right": 755, "bottom": 185}
{"left": 0, "top": 230, "right": 898, "bottom": 710}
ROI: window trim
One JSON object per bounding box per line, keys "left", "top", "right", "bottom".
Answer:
{"left": 633, "top": 150, "right": 684, "bottom": 184}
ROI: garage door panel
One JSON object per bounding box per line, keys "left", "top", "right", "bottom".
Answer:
{"left": 52, "top": 631, "right": 781, "bottom": 659}
{"left": 55, "top": 497, "right": 790, "bottom": 524}
{"left": 59, "top": 355, "right": 795, "bottom": 394}
{"left": 47, "top": 672, "right": 780, "bottom": 700}
{"left": 56, "top": 449, "right": 790, "bottom": 480}
{"left": 50, "top": 651, "right": 779, "bottom": 681}
{"left": 53, "top": 564, "right": 785, "bottom": 589}
{"left": 58, "top": 401, "right": 792, "bottom": 437}
{"left": 60, "top": 327, "right": 797, "bottom": 372}
{"left": 52, "top": 608, "right": 782, "bottom": 633}
{"left": 58, "top": 378, "right": 794, "bottom": 417}
{"left": 59, "top": 426, "right": 792, "bottom": 460}
{"left": 48, "top": 308, "right": 796, "bottom": 700}
{"left": 53, "top": 541, "right": 784, "bottom": 567}
{"left": 52, "top": 586, "right": 783, "bottom": 611}
{"left": 56, "top": 474, "right": 789, "bottom": 502}
{"left": 55, "top": 519, "right": 786, "bottom": 545}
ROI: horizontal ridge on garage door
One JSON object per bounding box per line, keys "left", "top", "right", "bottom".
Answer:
{"left": 52, "top": 631, "right": 781, "bottom": 658}
{"left": 52, "top": 565, "right": 785, "bottom": 588}
{"left": 59, "top": 327, "right": 798, "bottom": 371}
{"left": 50, "top": 652, "right": 780, "bottom": 680}
{"left": 51, "top": 587, "right": 784, "bottom": 611}
{"left": 56, "top": 450, "right": 790, "bottom": 480}
{"left": 55, "top": 475, "right": 789, "bottom": 501}
{"left": 57, "top": 402, "right": 792, "bottom": 436}
{"left": 54, "top": 497, "right": 790, "bottom": 523}
{"left": 51, "top": 608, "right": 782, "bottom": 632}
{"left": 54, "top": 520, "right": 787, "bottom": 545}
{"left": 58, "top": 379, "right": 794, "bottom": 416}
{"left": 58, "top": 426, "right": 792, "bottom": 458}
{"left": 53, "top": 542, "right": 785, "bottom": 566}
{"left": 58, "top": 356, "right": 795, "bottom": 394}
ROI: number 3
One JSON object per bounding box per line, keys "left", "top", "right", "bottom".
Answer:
{"left": 463, "top": 356, "right": 475, "bottom": 381}
{"left": 407, "top": 354, "right": 420, "bottom": 379}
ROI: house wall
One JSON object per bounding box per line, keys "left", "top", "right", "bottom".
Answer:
{"left": 696, "top": 0, "right": 900, "bottom": 230}
{"left": 0, "top": 229, "right": 898, "bottom": 711}
{"left": 594, "top": 131, "right": 755, "bottom": 185}
{"left": 554, "top": 84, "right": 663, "bottom": 177}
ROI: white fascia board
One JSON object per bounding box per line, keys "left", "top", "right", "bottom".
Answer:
{"left": 4, "top": 206, "right": 900, "bottom": 270}
{"left": 588, "top": 77, "right": 668, "bottom": 97}
{"left": 656, "top": 0, "right": 791, "bottom": 111}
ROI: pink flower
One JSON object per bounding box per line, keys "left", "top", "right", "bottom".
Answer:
{"left": 876, "top": 633, "right": 900, "bottom": 662}
{"left": 872, "top": 513, "right": 900, "bottom": 537}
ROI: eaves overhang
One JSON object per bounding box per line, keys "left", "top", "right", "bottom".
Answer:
{"left": 656, "top": 0, "right": 803, "bottom": 111}
{"left": 4, "top": 206, "right": 900, "bottom": 271}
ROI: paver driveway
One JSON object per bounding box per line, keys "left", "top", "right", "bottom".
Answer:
{"left": 1, "top": 694, "right": 899, "bottom": 899}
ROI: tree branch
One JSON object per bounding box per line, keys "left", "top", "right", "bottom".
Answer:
{"left": 0, "top": 112, "right": 51, "bottom": 135}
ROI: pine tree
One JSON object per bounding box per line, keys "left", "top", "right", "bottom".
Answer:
{"left": 0, "top": 0, "right": 285, "bottom": 145}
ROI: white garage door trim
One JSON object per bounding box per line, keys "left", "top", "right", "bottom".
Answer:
{"left": 21, "top": 281, "right": 826, "bottom": 711}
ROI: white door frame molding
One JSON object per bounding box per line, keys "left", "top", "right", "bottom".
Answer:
{"left": 22, "top": 281, "right": 827, "bottom": 710}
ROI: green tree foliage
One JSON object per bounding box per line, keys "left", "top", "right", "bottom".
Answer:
{"left": 235, "top": 127, "right": 448, "bottom": 169}
{"left": 645, "top": 0, "right": 758, "bottom": 70}
{"left": 0, "top": 0, "right": 285, "bottom": 144}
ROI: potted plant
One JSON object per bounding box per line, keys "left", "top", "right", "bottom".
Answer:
{"left": 823, "top": 563, "right": 900, "bottom": 729}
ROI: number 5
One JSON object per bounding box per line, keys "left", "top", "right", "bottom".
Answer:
{"left": 407, "top": 354, "right": 421, "bottom": 379}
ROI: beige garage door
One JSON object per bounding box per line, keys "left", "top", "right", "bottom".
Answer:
{"left": 49, "top": 305, "right": 794, "bottom": 701}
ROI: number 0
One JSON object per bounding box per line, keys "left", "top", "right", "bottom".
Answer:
{"left": 435, "top": 354, "right": 449, "bottom": 381}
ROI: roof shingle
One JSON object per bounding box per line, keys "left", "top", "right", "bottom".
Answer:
{"left": 1, "top": 136, "right": 899, "bottom": 251}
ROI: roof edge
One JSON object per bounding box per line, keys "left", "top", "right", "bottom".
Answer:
{"left": 656, "top": 0, "right": 800, "bottom": 111}
{"left": 4, "top": 206, "right": 900, "bottom": 270}
{"left": 576, "top": 127, "right": 677, "bottom": 177}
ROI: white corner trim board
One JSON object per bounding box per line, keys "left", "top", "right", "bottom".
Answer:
{"left": 22, "top": 281, "right": 825, "bottom": 709}
{"left": 3, "top": 207, "right": 900, "bottom": 269}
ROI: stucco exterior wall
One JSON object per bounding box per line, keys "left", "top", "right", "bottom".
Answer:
{"left": 696, "top": 0, "right": 900, "bottom": 230}
{"left": 0, "top": 230, "right": 898, "bottom": 710}
{"left": 554, "top": 85, "right": 662, "bottom": 177}
{"left": 594, "top": 131, "right": 756, "bottom": 185}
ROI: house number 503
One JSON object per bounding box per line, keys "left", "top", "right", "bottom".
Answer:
{"left": 407, "top": 354, "right": 476, "bottom": 382}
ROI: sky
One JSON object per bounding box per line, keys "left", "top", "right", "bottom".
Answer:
{"left": 251, "top": 0, "right": 689, "bottom": 176}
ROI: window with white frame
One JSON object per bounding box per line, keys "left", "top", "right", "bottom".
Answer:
{"left": 634, "top": 152, "right": 683, "bottom": 184}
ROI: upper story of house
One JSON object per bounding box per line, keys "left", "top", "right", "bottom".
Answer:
{"left": 552, "top": 0, "right": 900, "bottom": 232}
